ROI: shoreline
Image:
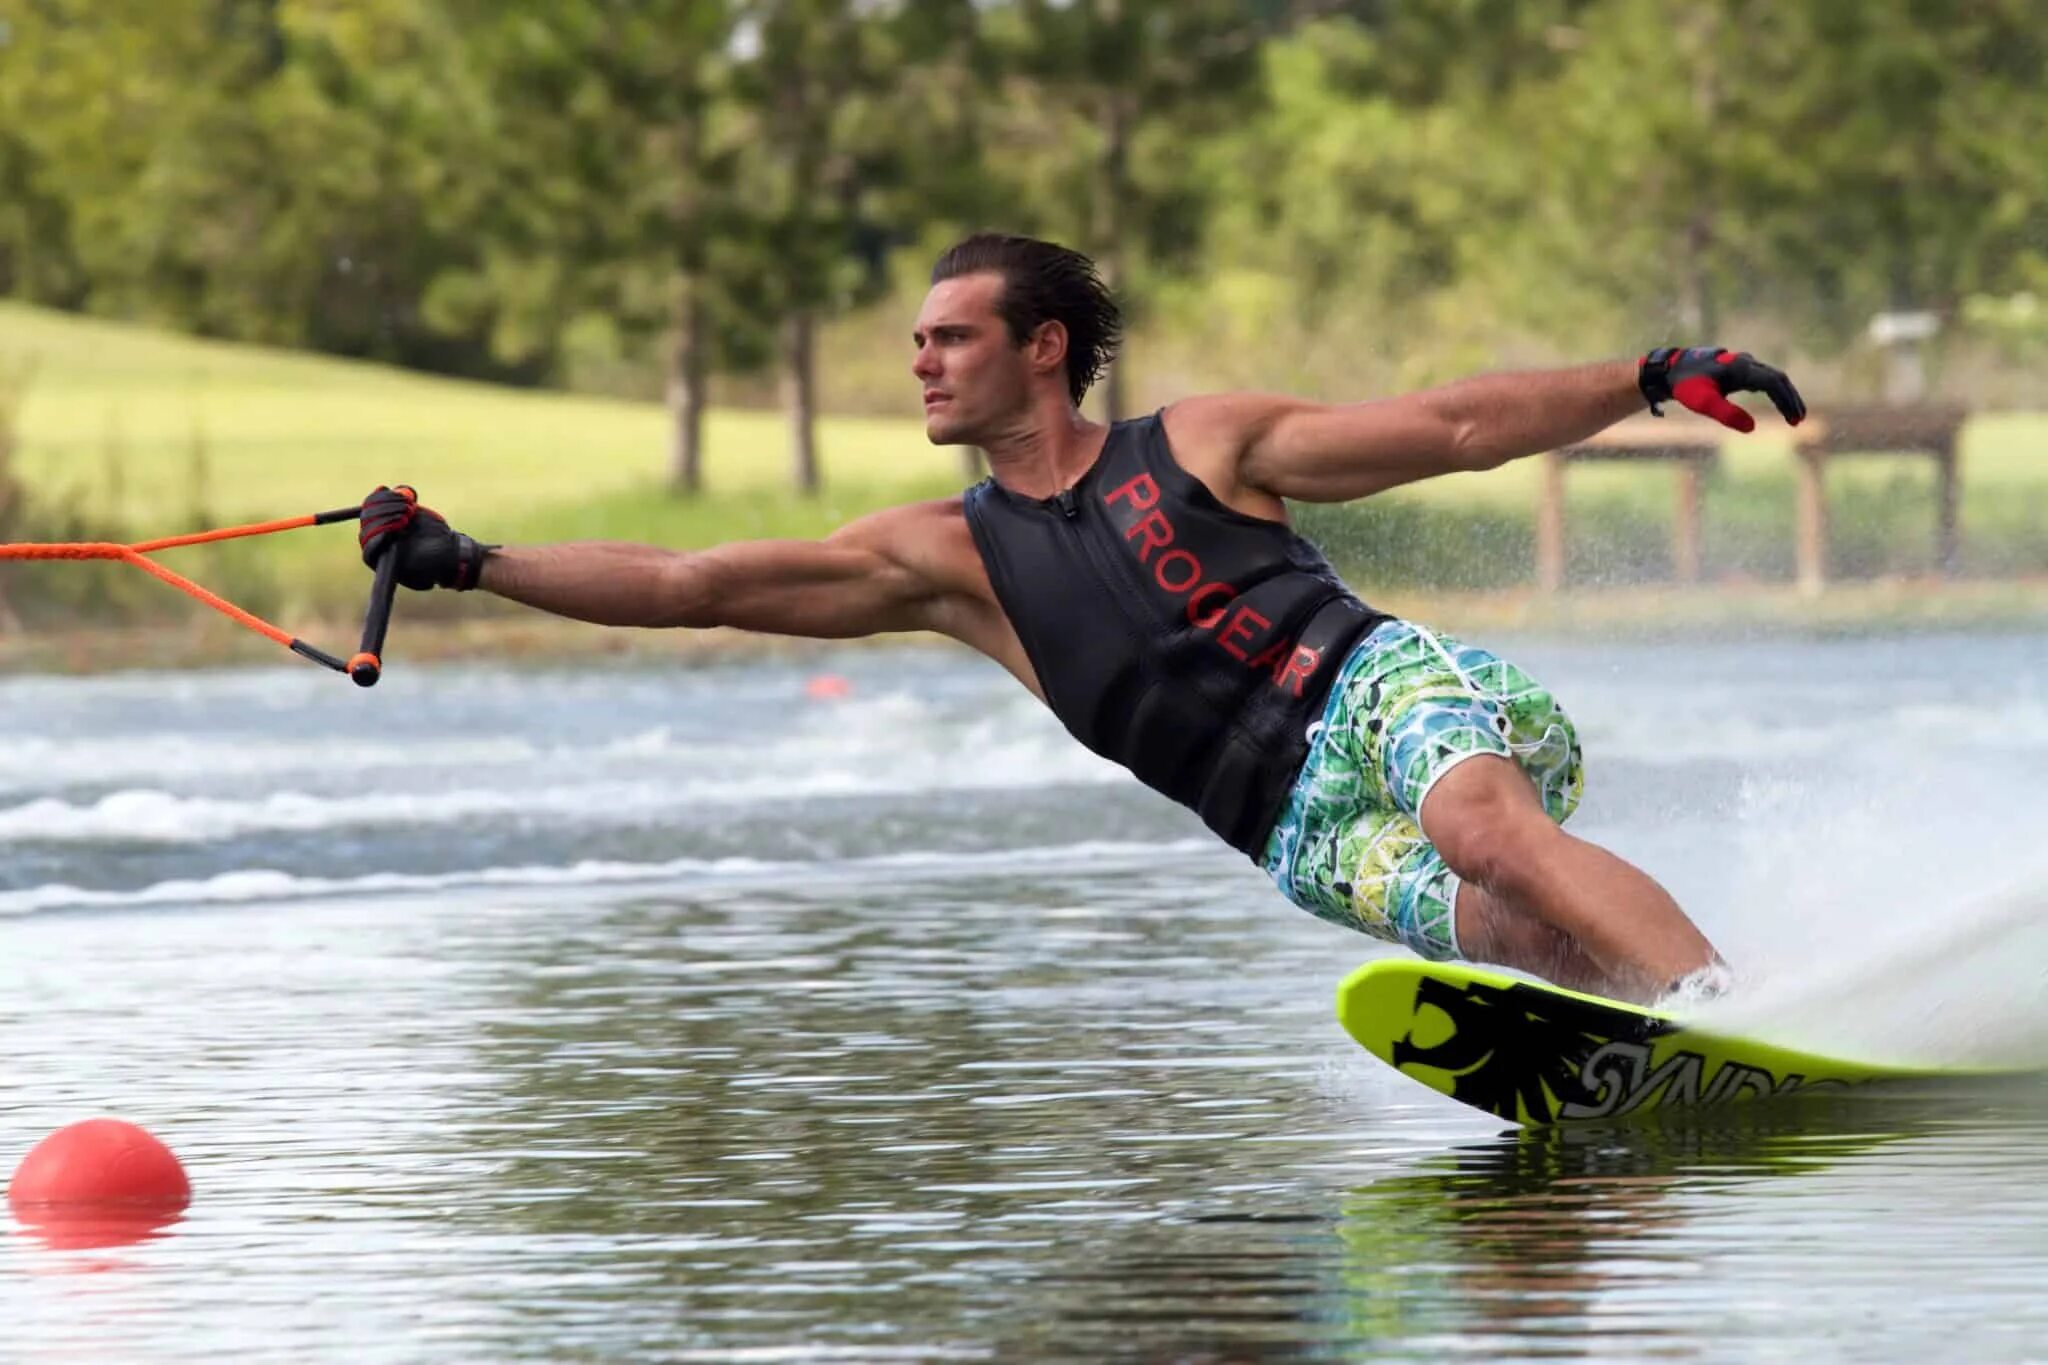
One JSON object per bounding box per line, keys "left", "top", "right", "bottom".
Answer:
{"left": 5, "top": 577, "right": 2048, "bottom": 678}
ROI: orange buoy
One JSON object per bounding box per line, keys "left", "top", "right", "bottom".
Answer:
{"left": 9, "top": 1118, "right": 191, "bottom": 1210}
{"left": 804, "top": 673, "right": 853, "bottom": 700}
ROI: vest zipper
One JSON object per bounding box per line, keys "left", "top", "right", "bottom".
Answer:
{"left": 1055, "top": 482, "right": 1164, "bottom": 651}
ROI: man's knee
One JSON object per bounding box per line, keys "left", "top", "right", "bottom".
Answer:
{"left": 1419, "top": 756, "right": 1555, "bottom": 892}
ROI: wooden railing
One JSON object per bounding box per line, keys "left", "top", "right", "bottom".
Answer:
{"left": 1541, "top": 416, "right": 1720, "bottom": 592}
{"left": 1787, "top": 404, "right": 1966, "bottom": 594}
{"left": 1538, "top": 405, "right": 1969, "bottom": 594}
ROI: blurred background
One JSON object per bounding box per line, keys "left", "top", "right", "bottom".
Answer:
{"left": 1, "top": 0, "right": 2044, "bottom": 639}
{"left": 8, "top": 13, "right": 2048, "bottom": 1354}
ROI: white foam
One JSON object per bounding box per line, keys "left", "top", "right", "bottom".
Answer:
{"left": 0, "top": 690, "right": 1123, "bottom": 818}
{"left": 0, "top": 734, "right": 545, "bottom": 792}
{"left": 0, "top": 837, "right": 1218, "bottom": 917}
{"left": 1699, "top": 869, "right": 2048, "bottom": 1069}
{"left": 1674, "top": 729, "right": 2048, "bottom": 1068}
{"left": 1581, "top": 693, "right": 2048, "bottom": 766}
{"left": 0, "top": 729, "right": 1125, "bottom": 842}
{"left": 0, "top": 782, "right": 667, "bottom": 842}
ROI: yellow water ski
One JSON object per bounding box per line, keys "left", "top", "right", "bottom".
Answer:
{"left": 1336, "top": 958, "right": 1951, "bottom": 1125}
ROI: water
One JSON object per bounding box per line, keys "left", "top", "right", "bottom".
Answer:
{"left": 5, "top": 634, "right": 2048, "bottom": 1361}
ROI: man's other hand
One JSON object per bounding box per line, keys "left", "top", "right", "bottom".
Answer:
{"left": 1639, "top": 347, "right": 1807, "bottom": 433}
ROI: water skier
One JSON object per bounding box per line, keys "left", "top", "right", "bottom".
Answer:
{"left": 359, "top": 233, "right": 1804, "bottom": 1004}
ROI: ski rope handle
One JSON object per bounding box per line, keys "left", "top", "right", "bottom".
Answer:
{"left": 0, "top": 504, "right": 401, "bottom": 686}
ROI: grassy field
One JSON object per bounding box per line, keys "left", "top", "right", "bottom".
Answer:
{"left": 3, "top": 299, "right": 2046, "bottom": 630}
{"left": 0, "top": 301, "right": 971, "bottom": 620}
{"left": 1, "top": 300, "right": 965, "bottom": 519}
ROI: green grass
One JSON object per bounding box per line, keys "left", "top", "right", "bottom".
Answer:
{"left": 1, "top": 300, "right": 963, "bottom": 524}
{"left": 0, "top": 300, "right": 969, "bottom": 619}
{"left": 3, "top": 299, "right": 2046, "bottom": 628}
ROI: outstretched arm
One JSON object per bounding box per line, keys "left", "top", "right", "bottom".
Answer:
{"left": 481, "top": 532, "right": 935, "bottom": 637}
{"left": 1195, "top": 350, "right": 1805, "bottom": 505}
{"left": 1237, "top": 361, "right": 1642, "bottom": 502}
{"left": 361, "top": 489, "right": 949, "bottom": 638}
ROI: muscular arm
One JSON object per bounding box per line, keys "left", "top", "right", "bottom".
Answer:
{"left": 1193, "top": 361, "right": 1642, "bottom": 504}
{"left": 477, "top": 505, "right": 944, "bottom": 638}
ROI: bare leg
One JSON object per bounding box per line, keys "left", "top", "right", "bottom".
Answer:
{"left": 1453, "top": 881, "right": 1612, "bottom": 995}
{"left": 1422, "top": 754, "right": 1720, "bottom": 1003}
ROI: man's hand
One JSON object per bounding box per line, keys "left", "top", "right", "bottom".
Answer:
{"left": 357, "top": 485, "right": 494, "bottom": 592}
{"left": 1639, "top": 347, "right": 1806, "bottom": 433}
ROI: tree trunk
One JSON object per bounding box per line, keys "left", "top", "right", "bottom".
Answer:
{"left": 1684, "top": 211, "right": 1718, "bottom": 340}
{"left": 1681, "top": 10, "right": 1720, "bottom": 340}
{"left": 665, "top": 109, "right": 708, "bottom": 496}
{"left": 1097, "top": 90, "right": 1131, "bottom": 421}
{"left": 785, "top": 311, "right": 820, "bottom": 496}
{"left": 665, "top": 271, "right": 707, "bottom": 495}
{"left": 768, "top": 19, "right": 824, "bottom": 498}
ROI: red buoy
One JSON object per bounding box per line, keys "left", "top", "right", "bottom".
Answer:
{"left": 804, "top": 673, "right": 853, "bottom": 700}
{"left": 9, "top": 1118, "right": 191, "bottom": 1210}
{"left": 12, "top": 1205, "right": 186, "bottom": 1252}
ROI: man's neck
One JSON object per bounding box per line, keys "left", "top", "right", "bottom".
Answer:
{"left": 979, "top": 405, "right": 1107, "bottom": 500}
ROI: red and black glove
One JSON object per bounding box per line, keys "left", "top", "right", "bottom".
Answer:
{"left": 357, "top": 485, "right": 495, "bottom": 592}
{"left": 1639, "top": 347, "right": 1807, "bottom": 433}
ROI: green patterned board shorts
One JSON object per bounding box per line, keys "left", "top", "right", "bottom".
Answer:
{"left": 1260, "top": 619, "right": 1583, "bottom": 961}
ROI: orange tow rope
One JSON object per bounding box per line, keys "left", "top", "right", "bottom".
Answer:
{"left": 0, "top": 504, "right": 403, "bottom": 686}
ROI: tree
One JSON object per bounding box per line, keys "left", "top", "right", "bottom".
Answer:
{"left": 1413, "top": 0, "right": 2048, "bottom": 356}
{"left": 986, "top": 0, "right": 1272, "bottom": 419}
{"left": 731, "top": 0, "right": 943, "bottom": 493}
{"left": 0, "top": 0, "right": 523, "bottom": 372}
{"left": 1731, "top": 0, "right": 2048, "bottom": 341}
{"left": 0, "top": 7, "right": 85, "bottom": 311}
{"left": 424, "top": 1, "right": 742, "bottom": 490}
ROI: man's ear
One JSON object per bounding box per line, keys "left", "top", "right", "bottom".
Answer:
{"left": 1028, "top": 319, "right": 1070, "bottom": 382}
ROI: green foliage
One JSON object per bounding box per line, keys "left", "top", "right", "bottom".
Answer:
{"left": 414, "top": 0, "right": 739, "bottom": 368}
{"left": 0, "top": 298, "right": 964, "bottom": 519}
{"left": 3, "top": 0, "right": 2046, "bottom": 462}
{"left": 9, "top": 297, "right": 2048, "bottom": 624}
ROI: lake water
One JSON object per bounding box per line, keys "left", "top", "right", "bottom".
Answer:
{"left": 6, "top": 633, "right": 2048, "bottom": 1361}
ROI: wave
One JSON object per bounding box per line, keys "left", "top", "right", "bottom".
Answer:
{"left": 0, "top": 689, "right": 1130, "bottom": 843}
{"left": 0, "top": 766, "right": 1111, "bottom": 843}
{"left": 0, "top": 837, "right": 1219, "bottom": 917}
{"left": 0, "top": 734, "right": 546, "bottom": 792}
{"left": 0, "top": 690, "right": 1121, "bottom": 803}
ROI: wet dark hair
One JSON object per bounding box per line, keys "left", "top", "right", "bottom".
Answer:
{"left": 930, "top": 234, "right": 1123, "bottom": 405}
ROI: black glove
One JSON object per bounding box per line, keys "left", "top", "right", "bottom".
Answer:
{"left": 357, "top": 485, "right": 494, "bottom": 592}
{"left": 1639, "top": 347, "right": 1807, "bottom": 433}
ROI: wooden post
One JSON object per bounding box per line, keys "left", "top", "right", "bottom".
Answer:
{"left": 1795, "top": 447, "right": 1828, "bottom": 596}
{"left": 1543, "top": 418, "right": 1722, "bottom": 591}
{"left": 1673, "top": 460, "right": 1705, "bottom": 584}
{"left": 1935, "top": 439, "right": 1961, "bottom": 575}
{"left": 1537, "top": 449, "right": 1567, "bottom": 592}
{"left": 1790, "top": 405, "right": 1968, "bottom": 590}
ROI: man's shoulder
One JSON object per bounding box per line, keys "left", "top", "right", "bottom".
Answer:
{"left": 1160, "top": 392, "right": 1305, "bottom": 508}
{"left": 835, "top": 495, "right": 968, "bottom": 539}
{"left": 1163, "top": 391, "right": 1303, "bottom": 448}
{"left": 829, "top": 496, "right": 978, "bottom": 579}
{"left": 891, "top": 495, "right": 971, "bottom": 538}
{"left": 849, "top": 496, "right": 994, "bottom": 608}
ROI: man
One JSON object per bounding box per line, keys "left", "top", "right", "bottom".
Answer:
{"left": 360, "top": 233, "right": 1804, "bottom": 1004}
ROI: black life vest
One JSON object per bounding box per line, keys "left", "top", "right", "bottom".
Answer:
{"left": 963, "top": 411, "right": 1387, "bottom": 856}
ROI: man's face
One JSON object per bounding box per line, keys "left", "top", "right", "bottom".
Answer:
{"left": 910, "top": 273, "right": 1035, "bottom": 446}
